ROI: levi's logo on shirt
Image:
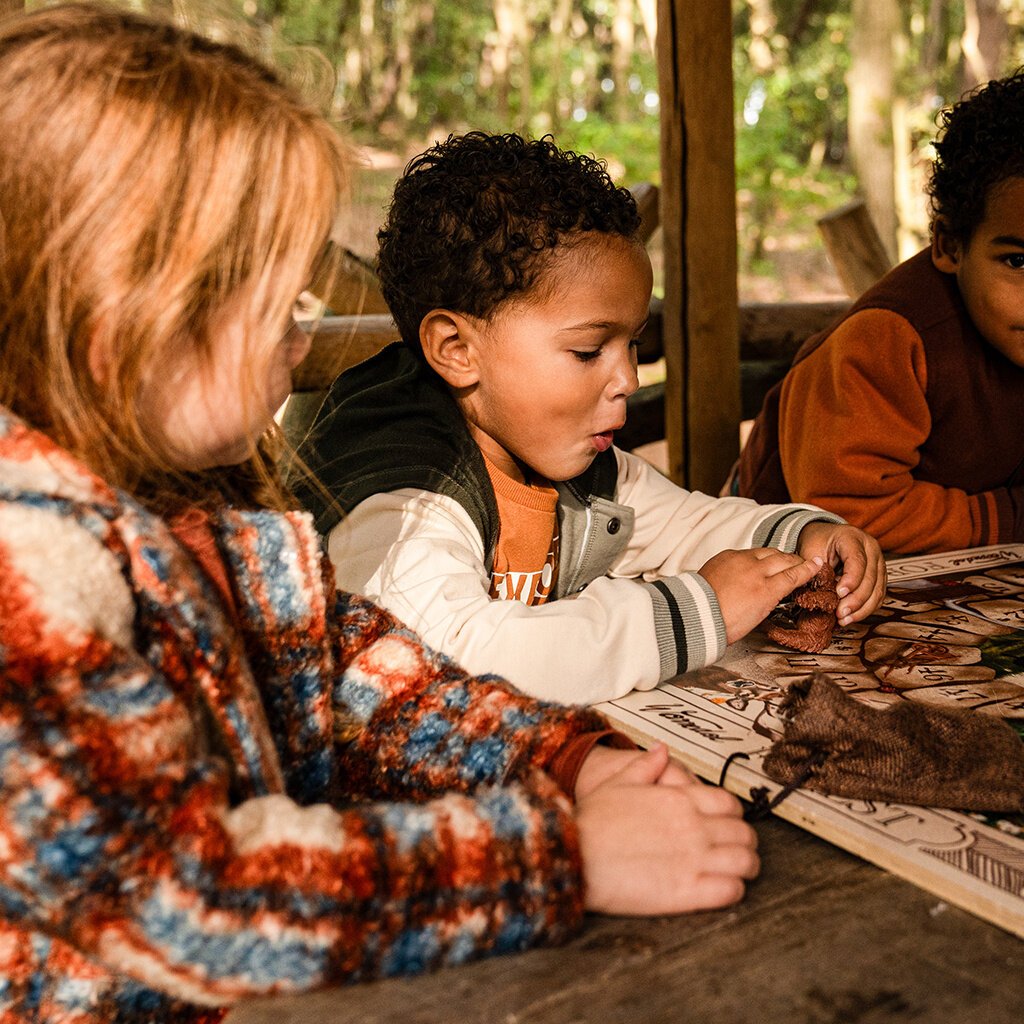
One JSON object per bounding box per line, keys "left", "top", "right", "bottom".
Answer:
{"left": 490, "top": 531, "right": 559, "bottom": 605}
{"left": 483, "top": 452, "right": 560, "bottom": 607}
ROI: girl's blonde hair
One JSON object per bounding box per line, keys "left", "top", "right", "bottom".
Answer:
{"left": 0, "top": 2, "right": 349, "bottom": 511}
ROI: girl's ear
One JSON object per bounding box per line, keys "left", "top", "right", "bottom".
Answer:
{"left": 419, "top": 309, "right": 481, "bottom": 388}
{"left": 931, "top": 216, "right": 963, "bottom": 274}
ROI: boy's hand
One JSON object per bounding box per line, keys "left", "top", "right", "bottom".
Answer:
{"left": 699, "top": 548, "right": 824, "bottom": 645}
{"left": 575, "top": 744, "right": 759, "bottom": 915}
{"left": 796, "top": 522, "right": 886, "bottom": 625}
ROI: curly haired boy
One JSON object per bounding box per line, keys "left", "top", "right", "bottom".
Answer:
{"left": 738, "top": 71, "right": 1024, "bottom": 555}
{"left": 296, "top": 132, "right": 884, "bottom": 704}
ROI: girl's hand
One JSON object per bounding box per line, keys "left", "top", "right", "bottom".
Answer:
{"left": 574, "top": 744, "right": 760, "bottom": 916}
{"left": 698, "top": 548, "right": 824, "bottom": 645}
{"left": 574, "top": 743, "right": 697, "bottom": 800}
{"left": 796, "top": 523, "right": 887, "bottom": 625}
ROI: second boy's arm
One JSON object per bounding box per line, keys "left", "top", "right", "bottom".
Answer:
{"left": 778, "top": 308, "right": 1024, "bottom": 554}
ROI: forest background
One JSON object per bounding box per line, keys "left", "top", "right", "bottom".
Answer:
{"left": 17, "top": 0, "right": 1024, "bottom": 301}
{"left": 243, "top": 0, "right": 1024, "bottom": 301}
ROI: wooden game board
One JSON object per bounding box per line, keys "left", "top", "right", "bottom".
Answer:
{"left": 595, "top": 544, "right": 1024, "bottom": 937}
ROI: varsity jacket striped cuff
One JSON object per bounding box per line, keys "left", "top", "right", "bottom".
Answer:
{"left": 643, "top": 573, "right": 728, "bottom": 679}
{"left": 751, "top": 506, "right": 844, "bottom": 552}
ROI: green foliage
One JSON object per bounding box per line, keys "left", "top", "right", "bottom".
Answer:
{"left": 156, "top": 0, "right": 1024, "bottom": 295}
{"left": 553, "top": 116, "right": 661, "bottom": 187}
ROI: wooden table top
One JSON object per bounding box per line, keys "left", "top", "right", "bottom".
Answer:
{"left": 227, "top": 810, "right": 1024, "bottom": 1024}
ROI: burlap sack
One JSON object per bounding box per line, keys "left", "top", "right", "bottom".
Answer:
{"left": 761, "top": 674, "right": 1024, "bottom": 812}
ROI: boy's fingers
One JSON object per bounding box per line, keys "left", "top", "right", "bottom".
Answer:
{"left": 770, "top": 555, "right": 823, "bottom": 595}
{"left": 838, "top": 553, "right": 887, "bottom": 622}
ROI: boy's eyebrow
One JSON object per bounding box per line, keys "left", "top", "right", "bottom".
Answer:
{"left": 560, "top": 317, "right": 650, "bottom": 334}
{"left": 989, "top": 234, "right": 1024, "bottom": 247}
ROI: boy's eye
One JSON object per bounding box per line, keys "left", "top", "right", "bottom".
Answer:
{"left": 1003, "top": 252, "right": 1024, "bottom": 270}
{"left": 572, "top": 349, "right": 601, "bottom": 363}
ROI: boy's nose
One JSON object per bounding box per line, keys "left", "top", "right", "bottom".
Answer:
{"left": 611, "top": 353, "right": 640, "bottom": 399}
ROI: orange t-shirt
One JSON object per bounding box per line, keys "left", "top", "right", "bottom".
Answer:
{"left": 483, "top": 453, "right": 560, "bottom": 606}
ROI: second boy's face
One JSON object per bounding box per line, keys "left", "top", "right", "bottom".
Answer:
{"left": 933, "top": 175, "right": 1024, "bottom": 368}
{"left": 462, "top": 234, "right": 653, "bottom": 483}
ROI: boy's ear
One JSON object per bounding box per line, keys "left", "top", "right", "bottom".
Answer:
{"left": 419, "top": 309, "right": 481, "bottom": 388}
{"left": 931, "top": 216, "right": 963, "bottom": 274}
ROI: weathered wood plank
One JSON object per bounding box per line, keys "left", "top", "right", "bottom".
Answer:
{"left": 737, "top": 299, "right": 848, "bottom": 360}
{"left": 227, "top": 814, "right": 1024, "bottom": 1024}
{"left": 817, "top": 198, "right": 894, "bottom": 298}
{"left": 310, "top": 241, "right": 391, "bottom": 315}
{"left": 291, "top": 314, "right": 399, "bottom": 392}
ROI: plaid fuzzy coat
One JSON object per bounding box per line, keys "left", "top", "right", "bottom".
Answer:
{"left": 0, "top": 408, "right": 610, "bottom": 1022}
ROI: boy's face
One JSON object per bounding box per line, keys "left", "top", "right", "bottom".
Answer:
{"left": 462, "top": 234, "right": 653, "bottom": 483}
{"left": 932, "top": 175, "right": 1024, "bottom": 368}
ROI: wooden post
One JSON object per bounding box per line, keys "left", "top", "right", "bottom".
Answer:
{"left": 655, "top": 0, "right": 739, "bottom": 493}
{"left": 817, "top": 198, "right": 893, "bottom": 298}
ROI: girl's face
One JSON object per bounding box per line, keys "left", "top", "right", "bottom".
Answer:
{"left": 141, "top": 309, "right": 311, "bottom": 471}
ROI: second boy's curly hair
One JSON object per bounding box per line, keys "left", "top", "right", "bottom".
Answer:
{"left": 929, "top": 69, "right": 1024, "bottom": 244}
{"left": 376, "top": 131, "right": 641, "bottom": 347}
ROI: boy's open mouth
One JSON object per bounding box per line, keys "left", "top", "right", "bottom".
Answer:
{"left": 593, "top": 430, "right": 615, "bottom": 452}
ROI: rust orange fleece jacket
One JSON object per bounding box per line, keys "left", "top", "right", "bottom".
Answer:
{"left": 738, "top": 249, "right": 1024, "bottom": 554}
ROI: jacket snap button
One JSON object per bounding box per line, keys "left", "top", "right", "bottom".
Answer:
{"left": 607, "top": 517, "right": 621, "bottom": 534}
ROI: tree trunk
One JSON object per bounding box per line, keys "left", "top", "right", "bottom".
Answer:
{"left": 491, "top": 0, "right": 516, "bottom": 120}
{"left": 637, "top": 0, "right": 656, "bottom": 53}
{"left": 393, "top": 0, "right": 419, "bottom": 124}
{"left": 963, "top": 0, "right": 1006, "bottom": 89}
{"left": 848, "top": 0, "right": 898, "bottom": 264}
{"left": 548, "top": 0, "right": 573, "bottom": 132}
{"left": 612, "top": 0, "right": 634, "bottom": 122}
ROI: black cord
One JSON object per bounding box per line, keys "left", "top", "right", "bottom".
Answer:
{"left": 718, "top": 749, "right": 827, "bottom": 822}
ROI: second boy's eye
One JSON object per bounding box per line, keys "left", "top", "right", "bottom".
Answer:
{"left": 1002, "top": 252, "right": 1024, "bottom": 270}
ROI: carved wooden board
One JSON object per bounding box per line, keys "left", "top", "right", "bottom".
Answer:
{"left": 596, "top": 544, "right": 1024, "bottom": 937}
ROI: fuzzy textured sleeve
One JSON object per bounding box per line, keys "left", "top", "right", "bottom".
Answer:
{"left": 327, "top": 588, "right": 618, "bottom": 798}
{"left": 777, "top": 308, "right": 1001, "bottom": 554}
{"left": 0, "top": 501, "right": 587, "bottom": 1016}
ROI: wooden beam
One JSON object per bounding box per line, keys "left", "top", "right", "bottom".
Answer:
{"left": 656, "top": 0, "right": 739, "bottom": 493}
{"left": 308, "top": 242, "right": 391, "bottom": 316}
{"left": 291, "top": 314, "right": 399, "bottom": 392}
{"left": 817, "top": 198, "right": 894, "bottom": 298}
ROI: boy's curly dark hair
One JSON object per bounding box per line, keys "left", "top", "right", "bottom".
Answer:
{"left": 376, "top": 131, "right": 641, "bottom": 347}
{"left": 929, "top": 69, "right": 1024, "bottom": 244}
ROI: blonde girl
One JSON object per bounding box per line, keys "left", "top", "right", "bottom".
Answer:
{"left": 0, "top": 3, "right": 757, "bottom": 1019}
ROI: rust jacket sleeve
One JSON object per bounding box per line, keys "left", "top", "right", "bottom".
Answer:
{"left": 777, "top": 307, "right": 1008, "bottom": 554}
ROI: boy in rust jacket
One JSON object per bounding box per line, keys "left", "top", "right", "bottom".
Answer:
{"left": 738, "top": 72, "right": 1024, "bottom": 555}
